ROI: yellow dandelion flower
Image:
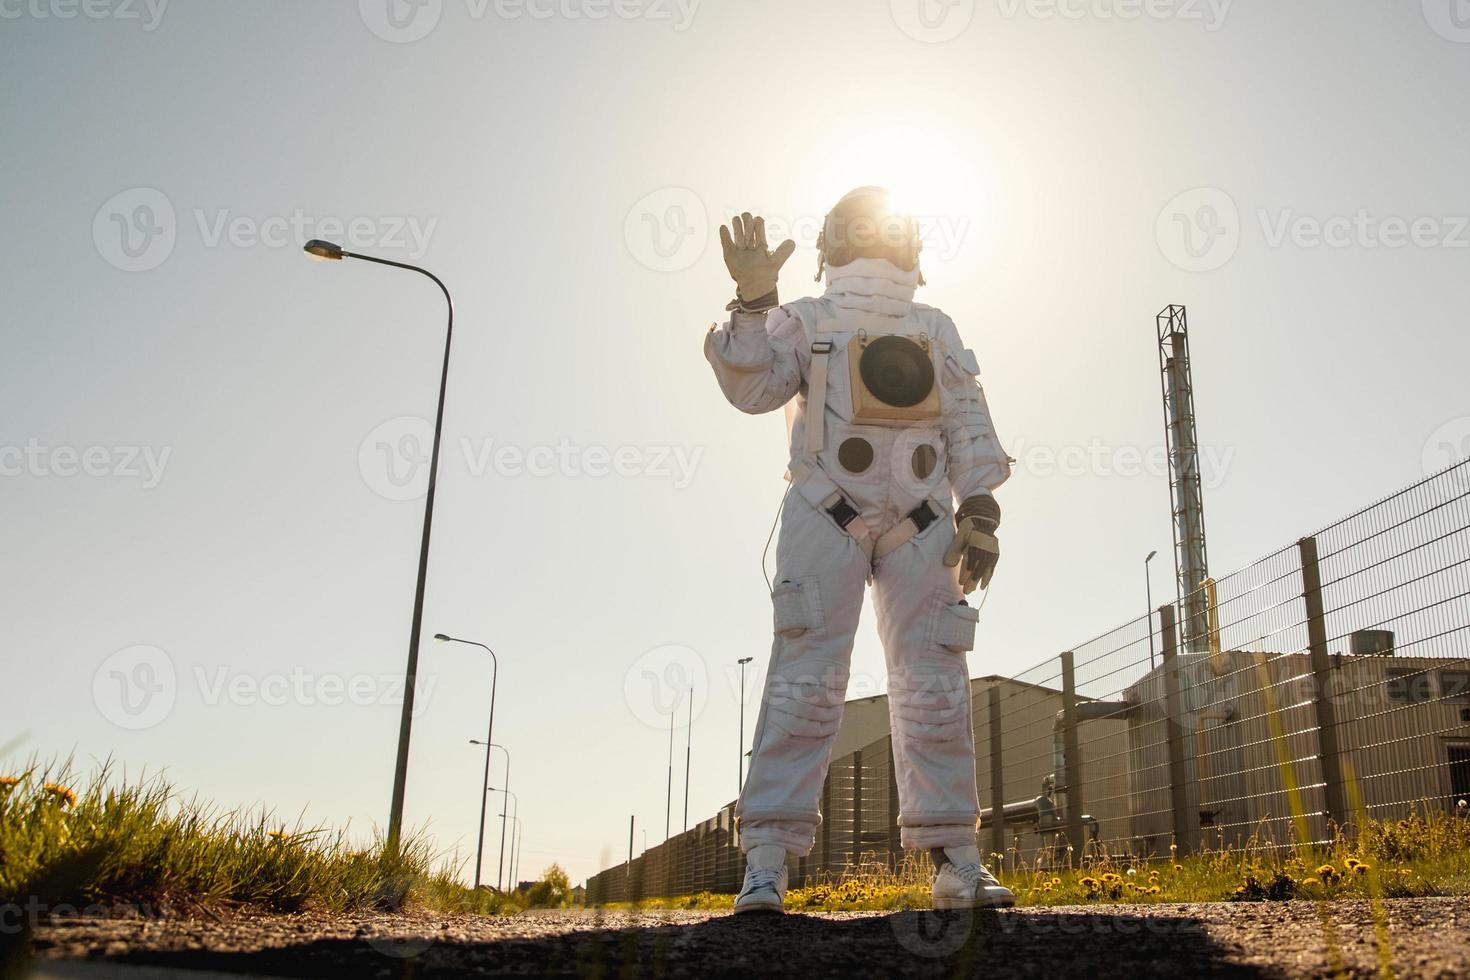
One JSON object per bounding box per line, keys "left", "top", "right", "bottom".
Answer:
{"left": 1080, "top": 876, "right": 1100, "bottom": 889}
{"left": 1101, "top": 872, "right": 1122, "bottom": 884}
{"left": 1302, "top": 877, "right": 1320, "bottom": 886}
{"left": 1354, "top": 863, "right": 1370, "bottom": 874}
{"left": 1173, "top": 864, "right": 1184, "bottom": 872}
{"left": 1315, "top": 864, "right": 1337, "bottom": 879}
{"left": 1146, "top": 885, "right": 1161, "bottom": 895}
{"left": 0, "top": 776, "right": 20, "bottom": 791}
{"left": 42, "top": 783, "right": 77, "bottom": 807}
{"left": 1050, "top": 877, "right": 1062, "bottom": 886}
{"left": 267, "top": 829, "right": 288, "bottom": 841}
{"left": 1345, "top": 858, "right": 1360, "bottom": 869}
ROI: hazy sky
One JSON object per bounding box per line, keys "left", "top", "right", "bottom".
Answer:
{"left": 4, "top": 1, "right": 1470, "bottom": 886}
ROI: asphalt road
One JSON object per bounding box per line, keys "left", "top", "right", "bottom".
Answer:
{"left": 9, "top": 898, "right": 1469, "bottom": 979}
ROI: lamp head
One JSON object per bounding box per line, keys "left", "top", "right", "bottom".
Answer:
{"left": 433, "top": 633, "right": 452, "bottom": 643}
{"left": 1146, "top": 550, "right": 1158, "bottom": 563}
{"left": 303, "top": 239, "right": 344, "bottom": 261}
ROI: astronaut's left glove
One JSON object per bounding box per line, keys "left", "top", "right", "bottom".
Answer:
{"left": 944, "top": 495, "right": 1001, "bottom": 594}
{"left": 720, "top": 212, "right": 796, "bottom": 313}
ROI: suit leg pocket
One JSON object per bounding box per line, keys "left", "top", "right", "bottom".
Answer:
{"left": 933, "top": 597, "right": 979, "bottom": 654}
{"left": 772, "top": 577, "right": 824, "bottom": 639}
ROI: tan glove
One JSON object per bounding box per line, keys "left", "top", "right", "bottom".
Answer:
{"left": 944, "top": 496, "right": 1001, "bottom": 594}
{"left": 720, "top": 212, "right": 796, "bottom": 306}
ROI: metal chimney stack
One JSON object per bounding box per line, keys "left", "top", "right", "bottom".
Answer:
{"left": 1157, "top": 305, "right": 1211, "bottom": 652}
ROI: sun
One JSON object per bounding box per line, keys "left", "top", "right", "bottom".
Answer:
{"left": 792, "top": 110, "right": 997, "bottom": 268}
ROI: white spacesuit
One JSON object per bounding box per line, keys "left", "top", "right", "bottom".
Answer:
{"left": 705, "top": 188, "right": 1015, "bottom": 913}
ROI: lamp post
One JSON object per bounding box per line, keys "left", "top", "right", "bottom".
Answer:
{"left": 489, "top": 785, "right": 518, "bottom": 869}
{"left": 684, "top": 686, "right": 693, "bottom": 832}
{"left": 437, "top": 635, "right": 496, "bottom": 889}
{"left": 665, "top": 701, "right": 674, "bottom": 841}
{"left": 1145, "top": 550, "right": 1159, "bottom": 669}
{"left": 304, "top": 239, "right": 454, "bottom": 852}
{"left": 470, "top": 739, "right": 511, "bottom": 890}
{"left": 499, "top": 813, "right": 523, "bottom": 888}
{"left": 737, "top": 657, "right": 753, "bottom": 796}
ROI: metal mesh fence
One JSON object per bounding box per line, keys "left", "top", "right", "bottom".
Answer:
{"left": 587, "top": 461, "right": 1470, "bottom": 902}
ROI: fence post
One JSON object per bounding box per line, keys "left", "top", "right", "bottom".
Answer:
{"left": 1060, "top": 651, "right": 1086, "bottom": 857}
{"left": 988, "top": 683, "right": 1006, "bottom": 861}
{"left": 887, "top": 735, "right": 901, "bottom": 869}
{"left": 852, "top": 749, "right": 864, "bottom": 865}
{"left": 1160, "top": 603, "right": 1198, "bottom": 855}
{"left": 1299, "top": 535, "right": 1348, "bottom": 831}
{"left": 820, "top": 769, "right": 832, "bottom": 873}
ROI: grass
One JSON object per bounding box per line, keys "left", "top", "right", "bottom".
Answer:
{"left": 604, "top": 809, "right": 1470, "bottom": 912}
{"left": 0, "top": 759, "right": 529, "bottom": 922}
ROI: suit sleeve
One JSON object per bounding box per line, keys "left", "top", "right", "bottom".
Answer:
{"left": 702, "top": 307, "right": 807, "bottom": 416}
{"left": 937, "top": 317, "right": 1012, "bottom": 506}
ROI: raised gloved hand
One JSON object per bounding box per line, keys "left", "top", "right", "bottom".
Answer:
{"left": 944, "top": 495, "right": 1001, "bottom": 594}
{"left": 720, "top": 212, "right": 796, "bottom": 311}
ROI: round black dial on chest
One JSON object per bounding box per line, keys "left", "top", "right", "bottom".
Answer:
{"left": 858, "top": 336, "right": 935, "bottom": 408}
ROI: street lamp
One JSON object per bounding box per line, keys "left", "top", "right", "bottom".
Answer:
{"left": 1145, "top": 550, "right": 1159, "bottom": 669}
{"left": 437, "top": 634, "right": 497, "bottom": 889}
{"left": 737, "top": 656, "right": 753, "bottom": 796}
{"left": 304, "top": 239, "right": 455, "bottom": 851}
{"left": 499, "top": 813, "right": 523, "bottom": 888}
{"left": 490, "top": 784, "right": 518, "bottom": 873}
{"left": 684, "top": 686, "right": 693, "bottom": 833}
{"left": 469, "top": 738, "right": 511, "bottom": 890}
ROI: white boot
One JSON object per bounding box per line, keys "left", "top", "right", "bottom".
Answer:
{"left": 930, "top": 845, "right": 1015, "bottom": 910}
{"left": 734, "top": 844, "right": 788, "bottom": 915}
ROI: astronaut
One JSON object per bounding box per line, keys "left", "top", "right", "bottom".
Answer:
{"left": 704, "top": 187, "right": 1014, "bottom": 913}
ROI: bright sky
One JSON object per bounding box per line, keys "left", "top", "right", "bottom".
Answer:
{"left": 4, "top": 1, "right": 1470, "bottom": 887}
